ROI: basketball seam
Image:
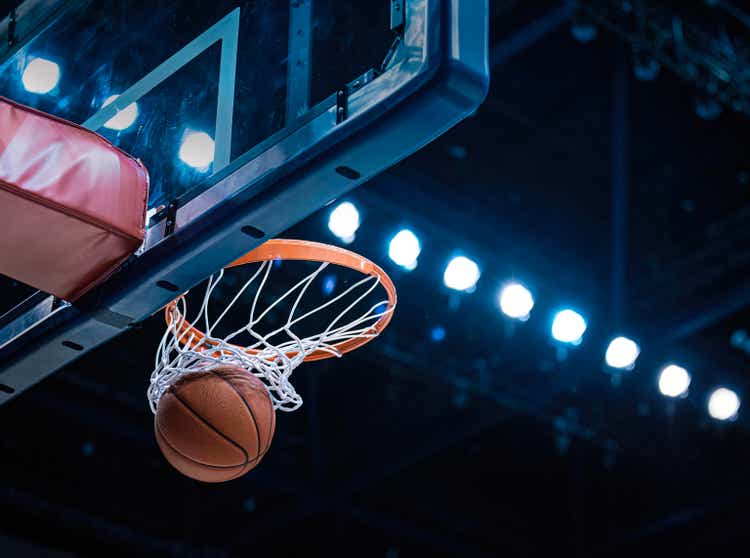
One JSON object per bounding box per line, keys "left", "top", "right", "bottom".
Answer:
{"left": 167, "top": 388, "right": 251, "bottom": 466}
{"left": 209, "top": 370, "right": 264, "bottom": 463}
{"left": 237, "top": 372, "right": 273, "bottom": 459}
{"left": 156, "top": 425, "right": 260, "bottom": 483}
{"left": 155, "top": 423, "right": 247, "bottom": 471}
{"left": 158, "top": 424, "right": 264, "bottom": 469}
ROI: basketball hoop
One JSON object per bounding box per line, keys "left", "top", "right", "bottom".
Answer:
{"left": 148, "top": 239, "right": 397, "bottom": 413}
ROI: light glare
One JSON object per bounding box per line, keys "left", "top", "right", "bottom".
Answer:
{"left": 657, "top": 364, "right": 691, "bottom": 398}
{"left": 443, "top": 256, "right": 480, "bottom": 291}
{"left": 388, "top": 229, "right": 421, "bottom": 270}
{"left": 605, "top": 336, "right": 640, "bottom": 369}
{"left": 179, "top": 131, "right": 215, "bottom": 170}
{"left": 499, "top": 282, "right": 534, "bottom": 320}
{"left": 102, "top": 94, "right": 139, "bottom": 131}
{"left": 328, "top": 202, "right": 360, "bottom": 243}
{"left": 22, "top": 58, "right": 60, "bottom": 94}
{"left": 708, "top": 387, "right": 740, "bottom": 421}
{"left": 551, "top": 309, "right": 587, "bottom": 344}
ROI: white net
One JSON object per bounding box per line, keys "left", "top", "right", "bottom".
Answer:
{"left": 148, "top": 259, "right": 393, "bottom": 413}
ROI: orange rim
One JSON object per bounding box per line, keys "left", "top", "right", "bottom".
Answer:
{"left": 165, "top": 239, "right": 397, "bottom": 362}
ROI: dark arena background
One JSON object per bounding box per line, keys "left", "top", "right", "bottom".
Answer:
{"left": 1, "top": 1, "right": 750, "bottom": 557}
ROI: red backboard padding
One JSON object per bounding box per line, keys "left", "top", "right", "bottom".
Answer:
{"left": 0, "top": 97, "right": 149, "bottom": 301}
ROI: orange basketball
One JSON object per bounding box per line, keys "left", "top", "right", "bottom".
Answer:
{"left": 154, "top": 365, "right": 276, "bottom": 483}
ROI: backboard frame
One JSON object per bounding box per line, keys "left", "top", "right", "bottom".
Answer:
{"left": 0, "top": 0, "right": 489, "bottom": 404}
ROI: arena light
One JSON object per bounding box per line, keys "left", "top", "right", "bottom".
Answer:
{"left": 605, "top": 336, "right": 640, "bottom": 369}
{"left": 708, "top": 387, "right": 740, "bottom": 421}
{"left": 430, "top": 326, "right": 446, "bottom": 342}
{"left": 633, "top": 52, "right": 660, "bottom": 82}
{"left": 551, "top": 309, "right": 587, "bottom": 345}
{"left": 21, "top": 57, "right": 60, "bottom": 94}
{"left": 388, "top": 229, "right": 421, "bottom": 270}
{"left": 321, "top": 274, "right": 336, "bottom": 296}
{"left": 179, "top": 131, "right": 215, "bottom": 170}
{"left": 570, "top": 13, "right": 597, "bottom": 44}
{"left": 443, "top": 256, "right": 480, "bottom": 291}
{"left": 695, "top": 96, "right": 722, "bottom": 121}
{"left": 657, "top": 364, "right": 690, "bottom": 398}
{"left": 102, "top": 94, "right": 139, "bottom": 131}
{"left": 327, "top": 202, "right": 360, "bottom": 243}
{"left": 498, "top": 282, "right": 534, "bottom": 320}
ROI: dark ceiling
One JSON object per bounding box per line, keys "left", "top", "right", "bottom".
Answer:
{"left": 2, "top": 1, "right": 750, "bottom": 557}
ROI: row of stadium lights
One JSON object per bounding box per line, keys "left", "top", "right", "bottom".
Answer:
{"left": 21, "top": 57, "right": 741, "bottom": 423}
{"left": 20, "top": 57, "right": 216, "bottom": 170}
{"left": 328, "top": 202, "right": 742, "bottom": 422}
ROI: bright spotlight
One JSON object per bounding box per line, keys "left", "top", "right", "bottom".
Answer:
{"left": 178, "top": 131, "right": 215, "bottom": 170}
{"left": 499, "top": 282, "right": 534, "bottom": 320}
{"left": 328, "top": 202, "right": 360, "bottom": 243}
{"left": 657, "top": 364, "right": 691, "bottom": 398}
{"left": 551, "top": 309, "right": 587, "bottom": 345}
{"left": 605, "top": 336, "right": 640, "bottom": 369}
{"left": 21, "top": 57, "right": 60, "bottom": 94}
{"left": 388, "top": 229, "right": 421, "bottom": 270}
{"left": 708, "top": 387, "right": 740, "bottom": 421}
{"left": 102, "top": 94, "right": 139, "bottom": 131}
{"left": 443, "top": 256, "right": 480, "bottom": 291}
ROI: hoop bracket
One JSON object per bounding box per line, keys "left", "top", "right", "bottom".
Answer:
{"left": 164, "top": 200, "right": 179, "bottom": 237}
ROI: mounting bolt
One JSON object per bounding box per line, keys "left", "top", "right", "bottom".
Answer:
{"left": 8, "top": 9, "right": 17, "bottom": 48}
{"left": 336, "top": 89, "right": 348, "bottom": 124}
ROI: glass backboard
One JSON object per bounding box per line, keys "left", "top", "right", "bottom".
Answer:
{"left": 0, "top": 0, "right": 489, "bottom": 404}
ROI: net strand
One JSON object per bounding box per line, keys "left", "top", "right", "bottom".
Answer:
{"left": 148, "top": 260, "right": 392, "bottom": 414}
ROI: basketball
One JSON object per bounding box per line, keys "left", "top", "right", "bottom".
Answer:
{"left": 154, "top": 365, "right": 276, "bottom": 483}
